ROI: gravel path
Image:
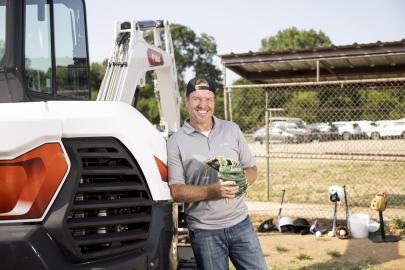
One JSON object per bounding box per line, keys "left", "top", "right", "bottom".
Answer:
{"left": 246, "top": 200, "right": 405, "bottom": 220}
{"left": 249, "top": 139, "right": 405, "bottom": 161}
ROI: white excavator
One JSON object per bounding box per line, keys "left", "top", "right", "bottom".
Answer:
{"left": 0, "top": 0, "right": 183, "bottom": 269}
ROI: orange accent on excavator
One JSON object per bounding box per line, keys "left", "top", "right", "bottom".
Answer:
{"left": 153, "top": 156, "right": 168, "bottom": 182}
{"left": 147, "top": 48, "right": 164, "bottom": 66}
{"left": 0, "top": 143, "right": 68, "bottom": 220}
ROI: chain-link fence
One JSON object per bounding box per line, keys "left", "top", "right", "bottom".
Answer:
{"left": 225, "top": 78, "right": 405, "bottom": 220}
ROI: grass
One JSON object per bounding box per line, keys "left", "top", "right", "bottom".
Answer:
{"left": 229, "top": 255, "right": 393, "bottom": 270}
{"left": 326, "top": 249, "right": 341, "bottom": 258}
{"left": 271, "top": 260, "right": 391, "bottom": 270}
{"left": 295, "top": 253, "right": 313, "bottom": 261}
{"left": 391, "top": 217, "right": 405, "bottom": 237}
{"left": 275, "top": 245, "right": 289, "bottom": 253}
{"left": 246, "top": 159, "right": 405, "bottom": 207}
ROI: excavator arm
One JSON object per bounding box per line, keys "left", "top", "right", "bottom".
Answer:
{"left": 97, "top": 20, "right": 181, "bottom": 135}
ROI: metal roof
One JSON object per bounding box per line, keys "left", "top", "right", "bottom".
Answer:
{"left": 219, "top": 40, "right": 405, "bottom": 83}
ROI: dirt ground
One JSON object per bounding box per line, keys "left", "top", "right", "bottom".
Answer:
{"left": 256, "top": 230, "right": 405, "bottom": 270}
{"left": 179, "top": 218, "right": 404, "bottom": 270}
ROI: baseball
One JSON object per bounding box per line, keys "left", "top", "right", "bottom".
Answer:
{"left": 315, "top": 231, "right": 322, "bottom": 237}
{"left": 339, "top": 229, "right": 346, "bottom": 236}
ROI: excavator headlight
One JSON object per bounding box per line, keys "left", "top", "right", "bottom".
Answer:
{"left": 0, "top": 144, "right": 68, "bottom": 221}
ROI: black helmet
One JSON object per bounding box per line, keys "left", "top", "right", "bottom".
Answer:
{"left": 293, "top": 218, "right": 310, "bottom": 234}
{"left": 278, "top": 216, "right": 295, "bottom": 233}
{"left": 258, "top": 219, "right": 274, "bottom": 232}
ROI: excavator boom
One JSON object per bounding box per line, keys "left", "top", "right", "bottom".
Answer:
{"left": 97, "top": 20, "right": 181, "bottom": 135}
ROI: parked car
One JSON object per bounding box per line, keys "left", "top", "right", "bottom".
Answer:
{"left": 272, "top": 121, "right": 313, "bottom": 142}
{"left": 252, "top": 116, "right": 314, "bottom": 144}
{"left": 270, "top": 117, "right": 306, "bottom": 126}
{"left": 366, "top": 120, "right": 405, "bottom": 139}
{"left": 306, "top": 122, "right": 339, "bottom": 141}
{"left": 354, "top": 121, "right": 375, "bottom": 139}
{"left": 332, "top": 121, "right": 365, "bottom": 140}
{"left": 252, "top": 125, "right": 298, "bottom": 144}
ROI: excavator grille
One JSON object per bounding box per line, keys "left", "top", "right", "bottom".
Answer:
{"left": 63, "top": 138, "right": 153, "bottom": 260}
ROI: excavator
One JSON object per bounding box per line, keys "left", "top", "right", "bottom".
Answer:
{"left": 0, "top": 0, "right": 184, "bottom": 269}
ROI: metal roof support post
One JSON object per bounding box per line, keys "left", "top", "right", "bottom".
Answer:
{"left": 265, "top": 90, "right": 270, "bottom": 201}
{"left": 228, "top": 87, "right": 233, "bottom": 121}
{"left": 316, "top": 60, "right": 320, "bottom": 82}
{"left": 266, "top": 107, "right": 285, "bottom": 201}
{"left": 223, "top": 66, "right": 228, "bottom": 120}
{"left": 224, "top": 87, "right": 228, "bottom": 121}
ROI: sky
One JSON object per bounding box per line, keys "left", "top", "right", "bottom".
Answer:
{"left": 85, "top": 0, "right": 405, "bottom": 83}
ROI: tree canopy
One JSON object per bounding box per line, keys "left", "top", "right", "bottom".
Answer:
{"left": 0, "top": 40, "right": 5, "bottom": 56}
{"left": 90, "top": 59, "right": 108, "bottom": 100}
{"left": 168, "top": 24, "right": 222, "bottom": 93}
{"left": 260, "top": 27, "right": 332, "bottom": 52}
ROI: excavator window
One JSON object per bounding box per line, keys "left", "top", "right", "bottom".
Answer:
{"left": 0, "top": 0, "right": 5, "bottom": 61}
{"left": 53, "top": 0, "right": 89, "bottom": 99}
{"left": 24, "top": 0, "right": 90, "bottom": 99}
{"left": 25, "top": 0, "right": 52, "bottom": 93}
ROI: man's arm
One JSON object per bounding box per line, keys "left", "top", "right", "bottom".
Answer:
{"left": 170, "top": 181, "right": 239, "bottom": 203}
{"left": 244, "top": 166, "right": 257, "bottom": 186}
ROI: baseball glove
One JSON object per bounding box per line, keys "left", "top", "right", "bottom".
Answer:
{"left": 207, "top": 156, "right": 248, "bottom": 196}
{"left": 370, "top": 192, "right": 387, "bottom": 212}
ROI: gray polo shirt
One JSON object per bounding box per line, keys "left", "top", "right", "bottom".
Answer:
{"left": 167, "top": 116, "right": 255, "bottom": 230}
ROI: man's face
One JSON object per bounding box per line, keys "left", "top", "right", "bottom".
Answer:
{"left": 186, "top": 88, "right": 215, "bottom": 127}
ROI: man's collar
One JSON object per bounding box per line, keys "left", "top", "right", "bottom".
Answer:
{"left": 183, "top": 116, "right": 220, "bottom": 135}
{"left": 182, "top": 120, "right": 195, "bottom": 135}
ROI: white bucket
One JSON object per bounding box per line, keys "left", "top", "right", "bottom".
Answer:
{"left": 349, "top": 213, "right": 369, "bottom": 238}
{"left": 368, "top": 219, "right": 380, "bottom": 233}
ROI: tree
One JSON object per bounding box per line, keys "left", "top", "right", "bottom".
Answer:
{"left": 153, "top": 24, "right": 222, "bottom": 93}
{"left": 0, "top": 40, "right": 5, "bottom": 56}
{"left": 260, "top": 27, "right": 331, "bottom": 52}
{"left": 359, "top": 89, "right": 402, "bottom": 120}
{"left": 230, "top": 78, "right": 266, "bottom": 132}
{"left": 193, "top": 33, "right": 222, "bottom": 91}
{"left": 90, "top": 59, "right": 108, "bottom": 100}
{"left": 167, "top": 24, "right": 198, "bottom": 90}
{"left": 134, "top": 72, "right": 160, "bottom": 124}
{"left": 285, "top": 92, "right": 320, "bottom": 123}
{"left": 228, "top": 27, "right": 331, "bottom": 126}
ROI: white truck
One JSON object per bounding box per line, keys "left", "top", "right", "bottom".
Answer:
{"left": 367, "top": 120, "right": 405, "bottom": 139}
{"left": 0, "top": 1, "right": 182, "bottom": 269}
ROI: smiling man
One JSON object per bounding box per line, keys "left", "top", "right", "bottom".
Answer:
{"left": 167, "top": 76, "right": 267, "bottom": 270}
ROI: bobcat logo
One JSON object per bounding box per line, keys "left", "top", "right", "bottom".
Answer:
{"left": 147, "top": 48, "right": 164, "bottom": 66}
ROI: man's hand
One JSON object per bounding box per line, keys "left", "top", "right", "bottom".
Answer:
{"left": 213, "top": 180, "right": 240, "bottom": 199}
{"left": 169, "top": 181, "right": 239, "bottom": 203}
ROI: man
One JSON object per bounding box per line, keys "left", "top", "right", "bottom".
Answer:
{"left": 167, "top": 76, "right": 267, "bottom": 270}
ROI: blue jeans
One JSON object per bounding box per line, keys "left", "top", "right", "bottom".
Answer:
{"left": 189, "top": 216, "right": 267, "bottom": 270}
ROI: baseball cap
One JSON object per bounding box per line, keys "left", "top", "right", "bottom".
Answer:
{"left": 186, "top": 76, "right": 216, "bottom": 96}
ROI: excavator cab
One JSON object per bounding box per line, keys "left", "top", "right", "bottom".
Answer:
{"left": 0, "top": 0, "right": 90, "bottom": 102}
{"left": 1, "top": 1, "right": 183, "bottom": 269}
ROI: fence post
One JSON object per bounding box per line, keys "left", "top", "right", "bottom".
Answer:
{"left": 228, "top": 88, "right": 233, "bottom": 122}
{"left": 224, "top": 86, "right": 228, "bottom": 120}
{"left": 223, "top": 66, "right": 228, "bottom": 120}
{"left": 266, "top": 107, "right": 286, "bottom": 201}
{"left": 265, "top": 90, "right": 270, "bottom": 201}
